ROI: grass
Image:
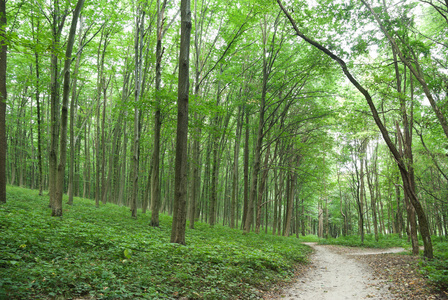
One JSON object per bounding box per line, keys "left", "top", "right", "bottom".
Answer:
{"left": 0, "top": 186, "right": 311, "bottom": 300}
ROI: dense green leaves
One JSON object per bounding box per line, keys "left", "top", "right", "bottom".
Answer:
{"left": 0, "top": 186, "right": 311, "bottom": 299}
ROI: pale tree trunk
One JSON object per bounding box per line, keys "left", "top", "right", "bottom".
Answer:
{"left": 255, "top": 141, "right": 270, "bottom": 233}
{"left": 337, "top": 169, "right": 348, "bottom": 236}
{"left": 277, "top": 0, "right": 433, "bottom": 258}
{"left": 284, "top": 155, "right": 298, "bottom": 237}
{"left": 318, "top": 204, "right": 323, "bottom": 238}
{"left": 241, "top": 106, "right": 249, "bottom": 229}
{"left": 209, "top": 70, "right": 223, "bottom": 227}
{"left": 100, "top": 76, "right": 111, "bottom": 204}
{"left": 53, "top": 0, "right": 85, "bottom": 216}
{"left": 358, "top": 141, "right": 366, "bottom": 244}
{"left": 244, "top": 19, "right": 270, "bottom": 233}
{"left": 68, "top": 16, "right": 84, "bottom": 205}
{"left": 0, "top": 0, "right": 6, "bottom": 203}
{"left": 95, "top": 29, "right": 109, "bottom": 208}
{"left": 365, "top": 143, "right": 379, "bottom": 242}
{"left": 272, "top": 167, "right": 278, "bottom": 235}
{"left": 130, "top": 4, "right": 146, "bottom": 218}
{"left": 31, "top": 16, "right": 44, "bottom": 197}
{"left": 170, "top": 0, "right": 191, "bottom": 245}
{"left": 230, "top": 106, "right": 242, "bottom": 229}
{"left": 150, "top": 0, "right": 167, "bottom": 227}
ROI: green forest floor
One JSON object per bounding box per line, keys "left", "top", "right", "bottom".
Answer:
{"left": 0, "top": 186, "right": 311, "bottom": 299}
{"left": 1, "top": 186, "right": 447, "bottom": 299}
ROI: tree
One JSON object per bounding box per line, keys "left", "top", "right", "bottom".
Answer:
{"left": 0, "top": 0, "right": 6, "bottom": 204}
{"left": 53, "top": 0, "right": 85, "bottom": 216}
{"left": 277, "top": 0, "right": 433, "bottom": 258}
{"left": 170, "top": 0, "right": 191, "bottom": 245}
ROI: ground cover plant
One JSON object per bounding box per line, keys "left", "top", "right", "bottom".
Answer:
{"left": 319, "top": 234, "right": 412, "bottom": 249}
{"left": 421, "top": 239, "right": 448, "bottom": 291}
{"left": 0, "top": 186, "right": 311, "bottom": 299}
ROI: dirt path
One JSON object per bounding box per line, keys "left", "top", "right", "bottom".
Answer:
{"left": 276, "top": 243, "right": 399, "bottom": 300}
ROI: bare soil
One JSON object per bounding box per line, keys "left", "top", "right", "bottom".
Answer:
{"left": 264, "top": 243, "right": 448, "bottom": 300}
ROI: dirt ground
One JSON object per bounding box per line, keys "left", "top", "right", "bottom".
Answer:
{"left": 263, "top": 243, "right": 448, "bottom": 300}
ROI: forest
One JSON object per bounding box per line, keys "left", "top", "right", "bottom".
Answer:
{"left": 0, "top": 0, "right": 447, "bottom": 298}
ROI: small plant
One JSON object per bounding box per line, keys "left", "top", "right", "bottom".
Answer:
{"left": 0, "top": 186, "right": 311, "bottom": 299}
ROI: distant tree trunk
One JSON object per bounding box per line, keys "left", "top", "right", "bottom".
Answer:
{"left": 150, "top": 0, "right": 167, "bottom": 227}
{"left": 53, "top": 0, "right": 85, "bottom": 216}
{"left": 230, "top": 106, "right": 242, "bottom": 229}
{"left": 0, "top": 0, "right": 6, "bottom": 204}
{"left": 272, "top": 167, "right": 279, "bottom": 235}
{"left": 283, "top": 168, "right": 296, "bottom": 236}
{"left": 68, "top": 16, "right": 84, "bottom": 206}
{"left": 358, "top": 142, "right": 366, "bottom": 244}
{"left": 255, "top": 141, "right": 270, "bottom": 233}
{"left": 366, "top": 143, "right": 379, "bottom": 242}
{"left": 130, "top": 4, "right": 146, "bottom": 218}
{"left": 241, "top": 106, "right": 249, "bottom": 229}
{"left": 31, "top": 16, "right": 44, "bottom": 197}
{"left": 244, "top": 23, "right": 269, "bottom": 233}
{"left": 170, "top": 0, "right": 191, "bottom": 245}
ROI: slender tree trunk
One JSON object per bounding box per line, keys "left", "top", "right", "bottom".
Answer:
{"left": 170, "top": 0, "right": 191, "bottom": 245}
{"left": 244, "top": 24, "right": 269, "bottom": 233}
{"left": 53, "top": 0, "right": 85, "bottom": 216}
{"left": 241, "top": 106, "right": 249, "bottom": 229}
{"left": 230, "top": 106, "right": 242, "bottom": 229}
{"left": 255, "top": 141, "right": 270, "bottom": 233}
{"left": 283, "top": 160, "right": 297, "bottom": 237}
{"left": 68, "top": 16, "right": 83, "bottom": 206}
{"left": 0, "top": 0, "right": 6, "bottom": 204}
{"left": 130, "top": 4, "right": 146, "bottom": 218}
{"left": 31, "top": 16, "right": 44, "bottom": 197}
{"left": 150, "top": 0, "right": 167, "bottom": 226}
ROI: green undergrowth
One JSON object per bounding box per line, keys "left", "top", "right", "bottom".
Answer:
{"left": 318, "top": 233, "right": 410, "bottom": 249}
{"left": 0, "top": 186, "right": 311, "bottom": 300}
{"left": 420, "top": 238, "right": 448, "bottom": 290}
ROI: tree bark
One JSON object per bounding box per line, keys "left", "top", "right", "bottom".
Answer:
{"left": 170, "top": 0, "right": 191, "bottom": 245}
{"left": 230, "top": 106, "right": 242, "bottom": 229}
{"left": 68, "top": 16, "right": 84, "bottom": 206}
{"left": 150, "top": 0, "right": 167, "bottom": 227}
{"left": 0, "top": 0, "right": 6, "bottom": 204}
{"left": 53, "top": 0, "right": 85, "bottom": 216}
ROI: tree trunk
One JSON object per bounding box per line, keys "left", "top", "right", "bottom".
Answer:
{"left": 53, "top": 0, "right": 85, "bottom": 216}
{"left": 241, "top": 106, "right": 249, "bottom": 229}
{"left": 170, "top": 0, "right": 191, "bottom": 245}
{"left": 244, "top": 24, "right": 269, "bottom": 233}
{"left": 0, "top": 0, "right": 6, "bottom": 204}
{"left": 150, "top": 0, "right": 167, "bottom": 227}
{"left": 68, "top": 16, "right": 84, "bottom": 206}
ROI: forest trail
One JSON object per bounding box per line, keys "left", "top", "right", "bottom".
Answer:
{"left": 276, "top": 242, "right": 401, "bottom": 300}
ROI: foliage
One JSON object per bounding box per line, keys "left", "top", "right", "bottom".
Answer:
{"left": 319, "top": 234, "right": 411, "bottom": 249}
{"left": 420, "top": 239, "right": 448, "bottom": 290}
{"left": 0, "top": 186, "right": 311, "bottom": 299}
